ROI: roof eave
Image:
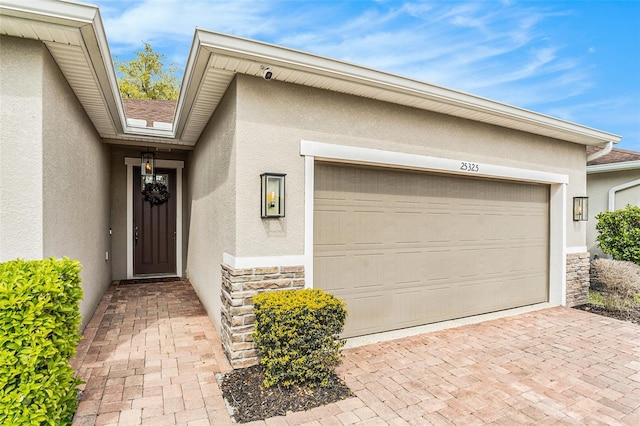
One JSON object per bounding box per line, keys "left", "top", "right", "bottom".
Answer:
{"left": 587, "top": 160, "right": 640, "bottom": 174}
{"left": 1, "top": 2, "right": 623, "bottom": 148}
{"left": 175, "top": 29, "right": 621, "bottom": 146}
{"left": 0, "top": 0, "right": 127, "bottom": 135}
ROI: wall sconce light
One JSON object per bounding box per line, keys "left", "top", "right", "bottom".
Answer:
{"left": 261, "top": 173, "right": 285, "bottom": 218}
{"left": 141, "top": 152, "right": 155, "bottom": 188}
{"left": 573, "top": 196, "right": 588, "bottom": 221}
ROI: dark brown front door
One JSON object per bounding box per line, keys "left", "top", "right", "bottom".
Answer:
{"left": 134, "top": 167, "right": 177, "bottom": 275}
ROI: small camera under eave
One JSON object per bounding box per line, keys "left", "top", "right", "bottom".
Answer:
{"left": 262, "top": 67, "right": 273, "bottom": 81}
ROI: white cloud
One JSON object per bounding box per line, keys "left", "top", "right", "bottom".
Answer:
{"left": 98, "top": 0, "right": 585, "bottom": 96}
{"left": 92, "top": 0, "right": 638, "bottom": 149}
{"left": 99, "top": 0, "right": 275, "bottom": 53}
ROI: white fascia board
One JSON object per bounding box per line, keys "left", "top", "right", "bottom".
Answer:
{"left": 0, "top": 0, "right": 98, "bottom": 25}
{"left": 173, "top": 30, "right": 210, "bottom": 139}
{"left": 587, "top": 160, "right": 640, "bottom": 174}
{"left": 80, "top": 5, "right": 127, "bottom": 135}
{"left": 195, "top": 29, "right": 620, "bottom": 146}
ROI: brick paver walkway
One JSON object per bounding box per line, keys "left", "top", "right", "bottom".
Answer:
{"left": 71, "top": 280, "right": 233, "bottom": 426}
{"left": 72, "top": 280, "right": 640, "bottom": 425}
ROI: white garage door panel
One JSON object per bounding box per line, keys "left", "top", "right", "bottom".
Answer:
{"left": 314, "top": 163, "right": 550, "bottom": 338}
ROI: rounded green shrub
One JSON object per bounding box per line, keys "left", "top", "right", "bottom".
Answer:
{"left": 0, "top": 258, "right": 84, "bottom": 425}
{"left": 252, "top": 289, "right": 347, "bottom": 388}
{"left": 596, "top": 205, "right": 640, "bottom": 265}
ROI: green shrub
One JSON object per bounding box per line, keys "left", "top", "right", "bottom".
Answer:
{"left": 0, "top": 258, "right": 84, "bottom": 425}
{"left": 252, "top": 289, "right": 347, "bottom": 388}
{"left": 596, "top": 205, "right": 640, "bottom": 265}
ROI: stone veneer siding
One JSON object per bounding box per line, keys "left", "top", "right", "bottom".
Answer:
{"left": 566, "top": 252, "right": 590, "bottom": 307}
{"left": 220, "top": 263, "right": 304, "bottom": 368}
{"left": 220, "top": 254, "right": 589, "bottom": 366}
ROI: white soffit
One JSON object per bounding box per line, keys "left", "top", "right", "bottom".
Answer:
{"left": 1, "top": 2, "right": 622, "bottom": 148}
{"left": 45, "top": 42, "right": 117, "bottom": 135}
{"left": 0, "top": 14, "right": 81, "bottom": 43}
{"left": 181, "top": 29, "right": 620, "bottom": 147}
{"left": 0, "top": 1, "right": 123, "bottom": 136}
{"left": 180, "top": 64, "right": 234, "bottom": 143}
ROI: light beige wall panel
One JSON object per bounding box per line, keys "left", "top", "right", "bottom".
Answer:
{"left": 587, "top": 169, "right": 640, "bottom": 257}
{"left": 40, "top": 46, "right": 112, "bottom": 330}
{"left": 615, "top": 182, "right": 640, "bottom": 209}
{"left": 234, "top": 75, "right": 586, "bottom": 255}
{"left": 0, "top": 37, "right": 44, "bottom": 261}
{"left": 186, "top": 81, "right": 238, "bottom": 331}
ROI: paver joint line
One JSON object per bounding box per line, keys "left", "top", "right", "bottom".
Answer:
{"left": 72, "top": 285, "right": 640, "bottom": 426}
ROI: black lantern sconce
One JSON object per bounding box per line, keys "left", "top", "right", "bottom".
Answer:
{"left": 573, "top": 196, "right": 588, "bottom": 221}
{"left": 261, "top": 173, "right": 286, "bottom": 218}
{"left": 141, "top": 152, "right": 155, "bottom": 188}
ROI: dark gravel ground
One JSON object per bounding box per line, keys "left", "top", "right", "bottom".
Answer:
{"left": 574, "top": 303, "right": 640, "bottom": 325}
{"left": 219, "top": 365, "right": 353, "bottom": 423}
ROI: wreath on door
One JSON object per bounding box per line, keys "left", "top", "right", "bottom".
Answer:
{"left": 142, "top": 182, "right": 170, "bottom": 206}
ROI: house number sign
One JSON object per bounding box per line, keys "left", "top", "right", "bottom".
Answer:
{"left": 460, "top": 162, "right": 480, "bottom": 172}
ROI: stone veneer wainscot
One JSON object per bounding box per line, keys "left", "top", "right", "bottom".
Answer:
{"left": 220, "top": 263, "right": 305, "bottom": 368}
{"left": 220, "top": 253, "right": 590, "bottom": 366}
{"left": 566, "top": 252, "right": 590, "bottom": 307}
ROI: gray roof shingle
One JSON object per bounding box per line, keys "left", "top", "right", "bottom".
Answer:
{"left": 122, "top": 99, "right": 176, "bottom": 127}
{"left": 587, "top": 146, "right": 640, "bottom": 166}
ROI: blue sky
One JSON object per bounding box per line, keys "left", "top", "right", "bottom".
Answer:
{"left": 93, "top": 0, "right": 640, "bottom": 151}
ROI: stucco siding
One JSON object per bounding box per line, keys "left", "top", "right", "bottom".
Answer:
{"left": 186, "top": 80, "right": 238, "bottom": 331}
{"left": 233, "top": 75, "right": 587, "bottom": 256}
{"left": 110, "top": 149, "right": 129, "bottom": 280}
{"left": 41, "top": 46, "right": 112, "bottom": 329}
{"left": 587, "top": 169, "right": 640, "bottom": 257}
{"left": 0, "top": 37, "right": 45, "bottom": 261}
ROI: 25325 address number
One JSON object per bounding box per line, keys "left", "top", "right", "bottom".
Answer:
{"left": 460, "top": 162, "right": 480, "bottom": 172}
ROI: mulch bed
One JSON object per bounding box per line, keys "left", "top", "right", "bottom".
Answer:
{"left": 218, "top": 365, "right": 353, "bottom": 423}
{"left": 574, "top": 303, "right": 640, "bottom": 325}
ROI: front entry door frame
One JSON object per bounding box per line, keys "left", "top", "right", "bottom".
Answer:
{"left": 125, "top": 157, "right": 184, "bottom": 279}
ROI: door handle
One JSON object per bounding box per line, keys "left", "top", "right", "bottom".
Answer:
{"left": 134, "top": 226, "right": 139, "bottom": 244}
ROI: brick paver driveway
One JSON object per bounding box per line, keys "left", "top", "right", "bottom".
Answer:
{"left": 72, "top": 280, "right": 640, "bottom": 425}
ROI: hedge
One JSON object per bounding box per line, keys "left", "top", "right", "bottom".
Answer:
{"left": 596, "top": 205, "right": 640, "bottom": 265}
{"left": 0, "top": 258, "right": 84, "bottom": 425}
{"left": 253, "top": 289, "right": 347, "bottom": 388}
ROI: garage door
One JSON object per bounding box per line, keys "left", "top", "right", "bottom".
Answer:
{"left": 314, "top": 163, "right": 549, "bottom": 338}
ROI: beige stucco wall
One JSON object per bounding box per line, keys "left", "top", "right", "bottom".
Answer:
{"left": 587, "top": 168, "right": 640, "bottom": 258}
{"left": 110, "top": 149, "right": 129, "bottom": 279}
{"left": 0, "top": 37, "right": 45, "bottom": 261}
{"left": 233, "top": 74, "right": 587, "bottom": 256}
{"left": 0, "top": 36, "right": 113, "bottom": 329}
{"left": 40, "top": 44, "right": 112, "bottom": 329}
{"left": 185, "top": 80, "right": 238, "bottom": 330}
